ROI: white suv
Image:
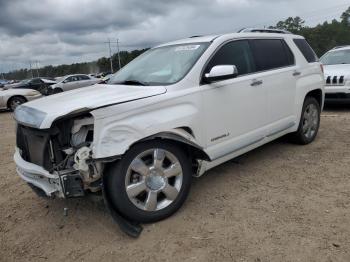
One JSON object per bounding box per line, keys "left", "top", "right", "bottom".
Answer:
{"left": 13, "top": 32, "right": 324, "bottom": 235}
{"left": 320, "top": 46, "right": 350, "bottom": 103}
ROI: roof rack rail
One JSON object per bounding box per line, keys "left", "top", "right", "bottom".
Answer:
{"left": 332, "top": 45, "right": 350, "bottom": 50}
{"left": 189, "top": 35, "right": 203, "bottom": 38}
{"left": 238, "top": 28, "right": 292, "bottom": 34}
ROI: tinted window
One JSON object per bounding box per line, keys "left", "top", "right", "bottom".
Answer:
{"left": 250, "top": 39, "right": 294, "bottom": 71}
{"left": 293, "top": 39, "right": 318, "bottom": 63}
{"left": 66, "top": 76, "right": 78, "bottom": 82}
{"left": 205, "top": 40, "right": 256, "bottom": 76}
{"left": 30, "top": 78, "right": 42, "bottom": 84}
{"left": 79, "top": 75, "right": 90, "bottom": 80}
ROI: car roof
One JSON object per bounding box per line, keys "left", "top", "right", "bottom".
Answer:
{"left": 64, "top": 74, "right": 88, "bottom": 78}
{"left": 156, "top": 32, "right": 303, "bottom": 48}
{"left": 329, "top": 46, "right": 350, "bottom": 52}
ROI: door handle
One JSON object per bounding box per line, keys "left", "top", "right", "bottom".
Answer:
{"left": 293, "top": 71, "right": 301, "bottom": 76}
{"left": 251, "top": 80, "right": 263, "bottom": 86}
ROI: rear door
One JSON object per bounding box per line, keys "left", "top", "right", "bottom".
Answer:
{"left": 78, "top": 75, "right": 94, "bottom": 88}
{"left": 249, "top": 38, "right": 297, "bottom": 135}
{"left": 65, "top": 76, "right": 80, "bottom": 90}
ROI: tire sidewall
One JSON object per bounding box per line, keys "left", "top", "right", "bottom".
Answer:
{"left": 105, "top": 140, "right": 192, "bottom": 223}
{"left": 297, "top": 97, "right": 321, "bottom": 144}
{"left": 9, "top": 97, "right": 25, "bottom": 111}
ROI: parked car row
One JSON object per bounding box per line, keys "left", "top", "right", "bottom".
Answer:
{"left": 0, "top": 74, "right": 102, "bottom": 110}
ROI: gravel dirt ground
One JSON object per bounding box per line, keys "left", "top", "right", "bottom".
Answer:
{"left": 0, "top": 107, "right": 350, "bottom": 262}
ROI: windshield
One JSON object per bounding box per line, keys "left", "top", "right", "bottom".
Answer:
{"left": 320, "top": 49, "right": 350, "bottom": 65}
{"left": 20, "top": 79, "right": 31, "bottom": 84}
{"left": 108, "top": 43, "right": 209, "bottom": 86}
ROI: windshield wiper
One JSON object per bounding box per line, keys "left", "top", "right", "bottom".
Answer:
{"left": 115, "top": 80, "right": 149, "bottom": 86}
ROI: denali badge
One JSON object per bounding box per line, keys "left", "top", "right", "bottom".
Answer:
{"left": 211, "top": 133, "right": 230, "bottom": 142}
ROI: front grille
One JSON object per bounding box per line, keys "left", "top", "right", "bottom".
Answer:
{"left": 325, "top": 93, "right": 350, "bottom": 99}
{"left": 326, "top": 75, "right": 345, "bottom": 86}
{"left": 16, "top": 124, "right": 53, "bottom": 170}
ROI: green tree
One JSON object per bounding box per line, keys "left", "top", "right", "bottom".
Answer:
{"left": 341, "top": 6, "right": 350, "bottom": 25}
{"left": 276, "top": 16, "right": 305, "bottom": 33}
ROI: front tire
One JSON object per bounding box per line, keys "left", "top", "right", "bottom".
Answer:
{"left": 8, "top": 96, "right": 26, "bottom": 111}
{"left": 52, "top": 88, "right": 63, "bottom": 94}
{"left": 292, "top": 96, "right": 321, "bottom": 145}
{"left": 105, "top": 141, "right": 192, "bottom": 223}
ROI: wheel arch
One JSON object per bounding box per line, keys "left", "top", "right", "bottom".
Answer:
{"left": 138, "top": 129, "right": 210, "bottom": 162}
{"left": 97, "top": 127, "right": 210, "bottom": 164}
{"left": 305, "top": 88, "right": 323, "bottom": 108}
{"left": 7, "top": 95, "right": 27, "bottom": 109}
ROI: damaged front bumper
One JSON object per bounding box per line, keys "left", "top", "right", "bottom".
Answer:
{"left": 14, "top": 147, "right": 85, "bottom": 198}
{"left": 14, "top": 147, "right": 63, "bottom": 197}
{"left": 14, "top": 147, "right": 142, "bottom": 237}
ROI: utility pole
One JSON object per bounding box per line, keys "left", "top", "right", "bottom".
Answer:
{"left": 29, "top": 61, "right": 34, "bottom": 78}
{"left": 104, "top": 38, "right": 114, "bottom": 73}
{"left": 35, "top": 61, "right": 39, "bottom": 77}
{"left": 116, "top": 38, "right": 121, "bottom": 70}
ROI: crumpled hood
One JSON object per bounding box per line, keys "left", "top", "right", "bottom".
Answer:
{"left": 19, "top": 84, "right": 167, "bottom": 128}
{"left": 323, "top": 64, "right": 350, "bottom": 78}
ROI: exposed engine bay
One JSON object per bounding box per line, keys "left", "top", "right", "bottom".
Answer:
{"left": 16, "top": 114, "right": 103, "bottom": 198}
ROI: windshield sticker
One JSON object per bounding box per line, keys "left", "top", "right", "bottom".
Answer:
{"left": 175, "top": 45, "right": 200, "bottom": 51}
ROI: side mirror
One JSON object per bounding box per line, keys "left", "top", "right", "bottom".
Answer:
{"left": 204, "top": 65, "right": 238, "bottom": 83}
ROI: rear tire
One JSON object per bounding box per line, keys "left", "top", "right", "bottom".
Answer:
{"left": 291, "top": 96, "right": 320, "bottom": 145}
{"left": 52, "top": 88, "right": 63, "bottom": 94}
{"left": 8, "top": 96, "right": 26, "bottom": 111}
{"left": 105, "top": 141, "right": 192, "bottom": 223}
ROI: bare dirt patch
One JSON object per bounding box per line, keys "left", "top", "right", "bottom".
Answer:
{"left": 0, "top": 107, "right": 350, "bottom": 262}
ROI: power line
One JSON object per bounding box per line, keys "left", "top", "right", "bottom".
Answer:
{"left": 116, "top": 38, "right": 121, "bottom": 70}
{"left": 104, "top": 38, "right": 123, "bottom": 72}
{"left": 104, "top": 38, "right": 114, "bottom": 73}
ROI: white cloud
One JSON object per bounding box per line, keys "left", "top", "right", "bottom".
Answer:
{"left": 0, "top": 0, "right": 349, "bottom": 72}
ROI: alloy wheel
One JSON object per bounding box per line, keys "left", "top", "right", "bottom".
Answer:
{"left": 125, "top": 148, "right": 183, "bottom": 212}
{"left": 302, "top": 103, "right": 319, "bottom": 139}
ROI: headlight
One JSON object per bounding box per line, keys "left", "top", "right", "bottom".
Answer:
{"left": 14, "top": 105, "right": 47, "bottom": 128}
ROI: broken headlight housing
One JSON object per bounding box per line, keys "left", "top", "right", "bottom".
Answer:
{"left": 14, "top": 105, "right": 47, "bottom": 128}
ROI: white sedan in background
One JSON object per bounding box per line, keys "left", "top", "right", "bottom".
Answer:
{"left": 0, "top": 87, "right": 42, "bottom": 111}
{"left": 48, "top": 74, "right": 100, "bottom": 94}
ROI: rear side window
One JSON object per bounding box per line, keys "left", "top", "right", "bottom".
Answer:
{"left": 79, "top": 75, "right": 90, "bottom": 80}
{"left": 293, "top": 39, "right": 318, "bottom": 63}
{"left": 250, "top": 39, "right": 295, "bottom": 71}
{"left": 205, "top": 40, "right": 256, "bottom": 76}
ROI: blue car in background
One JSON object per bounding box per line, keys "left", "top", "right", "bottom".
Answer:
{"left": 0, "top": 79, "right": 9, "bottom": 88}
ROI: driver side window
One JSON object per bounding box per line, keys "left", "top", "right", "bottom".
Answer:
{"left": 205, "top": 40, "right": 256, "bottom": 76}
{"left": 65, "top": 77, "right": 73, "bottom": 83}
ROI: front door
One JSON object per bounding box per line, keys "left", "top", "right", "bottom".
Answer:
{"left": 201, "top": 40, "right": 268, "bottom": 160}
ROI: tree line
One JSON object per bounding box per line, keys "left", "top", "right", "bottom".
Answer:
{"left": 272, "top": 6, "right": 350, "bottom": 56}
{"left": 3, "top": 6, "right": 350, "bottom": 80}
{"left": 3, "top": 49, "right": 148, "bottom": 80}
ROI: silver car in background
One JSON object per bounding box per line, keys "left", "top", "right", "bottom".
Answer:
{"left": 48, "top": 74, "right": 100, "bottom": 94}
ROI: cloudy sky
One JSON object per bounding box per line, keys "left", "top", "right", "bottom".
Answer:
{"left": 0, "top": 0, "right": 349, "bottom": 73}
